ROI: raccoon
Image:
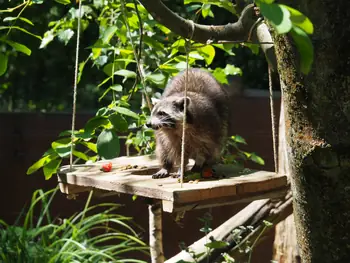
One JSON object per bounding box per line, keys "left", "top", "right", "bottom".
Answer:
{"left": 146, "top": 68, "right": 230, "bottom": 179}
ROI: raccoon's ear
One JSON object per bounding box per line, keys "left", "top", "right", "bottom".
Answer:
{"left": 174, "top": 96, "right": 191, "bottom": 111}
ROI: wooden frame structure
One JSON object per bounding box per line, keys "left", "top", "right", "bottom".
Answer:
{"left": 58, "top": 154, "right": 287, "bottom": 262}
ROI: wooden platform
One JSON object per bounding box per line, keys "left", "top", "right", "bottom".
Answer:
{"left": 57, "top": 155, "right": 288, "bottom": 212}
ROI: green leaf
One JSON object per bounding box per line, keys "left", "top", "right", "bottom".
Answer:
{"left": 3, "top": 17, "right": 34, "bottom": 26}
{"left": 51, "top": 138, "right": 72, "bottom": 158}
{"left": 40, "top": 31, "right": 54, "bottom": 49}
{"left": 84, "top": 116, "right": 110, "bottom": 135}
{"left": 77, "top": 60, "right": 87, "bottom": 84}
{"left": 205, "top": 240, "right": 229, "bottom": 249}
{"left": 175, "top": 61, "right": 187, "bottom": 71}
{"left": 43, "top": 159, "right": 62, "bottom": 180}
{"left": 256, "top": 0, "right": 275, "bottom": 4}
{"left": 102, "top": 26, "right": 118, "bottom": 44}
{"left": 58, "top": 29, "right": 74, "bottom": 45}
{"left": 97, "top": 129, "right": 120, "bottom": 159}
{"left": 81, "top": 141, "right": 98, "bottom": 153}
{"left": 250, "top": 153, "right": 265, "bottom": 165}
{"left": 290, "top": 26, "right": 314, "bottom": 74}
{"left": 3, "top": 40, "right": 31, "bottom": 55}
{"left": 93, "top": 0, "right": 104, "bottom": 8}
{"left": 212, "top": 67, "right": 228, "bottom": 84}
{"left": 224, "top": 64, "right": 242, "bottom": 76}
{"left": 73, "top": 150, "right": 90, "bottom": 161}
{"left": 201, "top": 4, "right": 214, "bottom": 18}
{"left": 232, "top": 135, "right": 247, "bottom": 144}
{"left": 158, "top": 25, "right": 172, "bottom": 36}
{"left": 110, "top": 84, "right": 123, "bottom": 92}
{"left": 114, "top": 69, "right": 137, "bottom": 82}
{"left": 184, "top": 0, "right": 236, "bottom": 14}
{"left": 113, "top": 106, "right": 140, "bottom": 120}
{"left": 91, "top": 39, "right": 105, "bottom": 59}
{"left": 263, "top": 220, "right": 273, "bottom": 227}
{"left": 244, "top": 43, "right": 260, "bottom": 55}
{"left": 99, "top": 84, "right": 123, "bottom": 101}
{"left": 282, "top": 5, "right": 314, "bottom": 34}
{"left": 259, "top": 3, "right": 292, "bottom": 34}
{"left": 143, "top": 35, "right": 165, "bottom": 50}
{"left": 189, "top": 51, "right": 204, "bottom": 60}
{"left": 159, "top": 64, "right": 179, "bottom": 74}
{"left": 26, "top": 153, "right": 58, "bottom": 175}
{"left": 0, "top": 53, "right": 8, "bottom": 76}
{"left": 145, "top": 73, "right": 166, "bottom": 85}
{"left": 54, "top": 0, "right": 71, "bottom": 5}
{"left": 212, "top": 44, "right": 235, "bottom": 55}
{"left": 196, "top": 45, "right": 215, "bottom": 65}
{"left": 109, "top": 114, "right": 128, "bottom": 132}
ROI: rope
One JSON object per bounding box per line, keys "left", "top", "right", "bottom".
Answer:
{"left": 180, "top": 20, "right": 195, "bottom": 188}
{"left": 120, "top": 0, "right": 152, "bottom": 110}
{"left": 69, "top": 0, "right": 83, "bottom": 170}
{"left": 268, "top": 65, "right": 278, "bottom": 173}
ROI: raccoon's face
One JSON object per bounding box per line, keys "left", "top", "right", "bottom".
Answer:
{"left": 146, "top": 96, "right": 190, "bottom": 130}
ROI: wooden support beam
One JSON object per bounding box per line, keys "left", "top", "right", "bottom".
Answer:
{"left": 272, "top": 100, "right": 300, "bottom": 262}
{"left": 149, "top": 200, "right": 165, "bottom": 263}
{"left": 165, "top": 192, "right": 292, "bottom": 263}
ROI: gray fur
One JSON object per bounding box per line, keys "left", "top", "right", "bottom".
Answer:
{"left": 147, "top": 68, "right": 230, "bottom": 179}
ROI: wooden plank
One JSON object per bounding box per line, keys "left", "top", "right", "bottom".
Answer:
{"left": 57, "top": 155, "right": 287, "bottom": 212}
{"left": 162, "top": 186, "right": 288, "bottom": 213}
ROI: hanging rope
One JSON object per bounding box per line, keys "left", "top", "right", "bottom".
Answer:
{"left": 268, "top": 65, "right": 278, "bottom": 173}
{"left": 180, "top": 20, "right": 195, "bottom": 188}
{"left": 69, "top": 0, "right": 83, "bottom": 170}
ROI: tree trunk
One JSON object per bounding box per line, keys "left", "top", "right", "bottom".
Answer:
{"left": 275, "top": 1, "right": 350, "bottom": 262}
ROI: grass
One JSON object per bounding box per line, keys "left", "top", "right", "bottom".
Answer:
{"left": 0, "top": 187, "right": 149, "bottom": 263}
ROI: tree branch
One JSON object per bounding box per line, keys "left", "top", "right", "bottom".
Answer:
{"left": 138, "top": 0, "right": 256, "bottom": 43}
{"left": 138, "top": 0, "right": 278, "bottom": 71}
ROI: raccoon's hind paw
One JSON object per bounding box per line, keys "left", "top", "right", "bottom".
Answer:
{"left": 152, "top": 168, "right": 170, "bottom": 179}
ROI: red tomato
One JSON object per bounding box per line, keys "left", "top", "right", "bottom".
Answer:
{"left": 101, "top": 162, "right": 112, "bottom": 172}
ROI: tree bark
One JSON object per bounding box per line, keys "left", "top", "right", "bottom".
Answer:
{"left": 274, "top": 1, "right": 350, "bottom": 262}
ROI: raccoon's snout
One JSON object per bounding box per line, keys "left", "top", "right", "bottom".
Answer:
{"left": 145, "top": 120, "right": 152, "bottom": 128}
{"left": 145, "top": 119, "right": 161, "bottom": 130}
{"left": 147, "top": 118, "right": 176, "bottom": 130}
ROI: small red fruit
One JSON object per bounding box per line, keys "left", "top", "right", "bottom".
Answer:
{"left": 101, "top": 162, "right": 112, "bottom": 172}
{"left": 202, "top": 167, "right": 213, "bottom": 178}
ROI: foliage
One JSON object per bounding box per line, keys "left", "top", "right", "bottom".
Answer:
{"left": 0, "top": 0, "right": 313, "bottom": 179}
{"left": 254, "top": 0, "right": 314, "bottom": 74}
{"left": 0, "top": 188, "right": 148, "bottom": 262}
{"left": 18, "top": 0, "right": 246, "bottom": 179}
{"left": 179, "top": 212, "right": 273, "bottom": 263}
{"left": 222, "top": 135, "right": 265, "bottom": 166}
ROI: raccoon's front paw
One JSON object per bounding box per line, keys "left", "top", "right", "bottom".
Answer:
{"left": 152, "top": 168, "right": 170, "bottom": 179}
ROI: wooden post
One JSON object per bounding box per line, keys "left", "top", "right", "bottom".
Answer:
{"left": 272, "top": 100, "right": 300, "bottom": 263}
{"left": 149, "top": 200, "right": 165, "bottom": 263}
